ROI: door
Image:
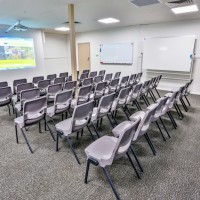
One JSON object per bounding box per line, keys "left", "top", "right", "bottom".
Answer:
{"left": 78, "top": 43, "right": 90, "bottom": 74}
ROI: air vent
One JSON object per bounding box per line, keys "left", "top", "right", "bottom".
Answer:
{"left": 130, "top": 0, "right": 161, "bottom": 7}
{"left": 164, "top": 0, "right": 194, "bottom": 8}
{"left": 63, "top": 21, "right": 81, "bottom": 24}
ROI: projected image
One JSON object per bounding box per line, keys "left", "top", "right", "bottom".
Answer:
{"left": 0, "top": 37, "right": 36, "bottom": 70}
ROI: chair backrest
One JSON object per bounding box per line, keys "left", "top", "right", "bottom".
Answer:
{"left": 13, "top": 79, "right": 27, "bottom": 93}
{"left": 59, "top": 72, "right": 68, "bottom": 78}
{"left": 23, "top": 96, "right": 47, "bottom": 126}
{"left": 72, "top": 100, "right": 94, "bottom": 131}
{"left": 47, "top": 83, "right": 62, "bottom": 95}
{"left": 95, "top": 81, "right": 107, "bottom": 93}
{"left": 141, "top": 80, "right": 150, "bottom": 94}
{"left": 67, "top": 75, "right": 72, "bottom": 82}
{"left": 89, "top": 71, "right": 97, "bottom": 78}
{"left": 38, "top": 79, "right": 51, "bottom": 89}
{"left": 82, "top": 78, "right": 93, "bottom": 86}
{"left": 132, "top": 104, "right": 158, "bottom": 141}
{"left": 99, "top": 70, "right": 106, "bottom": 76}
{"left": 79, "top": 73, "right": 88, "bottom": 81}
{"left": 97, "top": 92, "right": 115, "bottom": 117}
{"left": 63, "top": 81, "right": 76, "bottom": 91}
{"left": 135, "top": 73, "right": 142, "bottom": 83}
{"left": 20, "top": 88, "right": 40, "bottom": 103}
{"left": 83, "top": 70, "right": 90, "bottom": 74}
{"left": 16, "top": 83, "right": 34, "bottom": 100}
{"left": 93, "top": 75, "right": 103, "bottom": 84}
{"left": 54, "top": 90, "right": 73, "bottom": 114}
{"left": 120, "top": 76, "right": 129, "bottom": 85}
{"left": 0, "top": 86, "right": 12, "bottom": 100}
{"left": 185, "top": 79, "right": 193, "bottom": 94}
{"left": 77, "top": 85, "right": 92, "bottom": 105}
{"left": 0, "top": 82, "right": 8, "bottom": 88}
{"left": 128, "top": 74, "right": 137, "bottom": 85}
{"left": 104, "top": 73, "right": 113, "bottom": 82}
{"left": 153, "top": 96, "right": 169, "bottom": 119}
{"left": 109, "top": 79, "right": 120, "bottom": 93}
{"left": 32, "top": 76, "right": 44, "bottom": 84}
{"left": 114, "top": 72, "right": 121, "bottom": 79}
{"left": 154, "top": 75, "right": 162, "bottom": 88}
{"left": 149, "top": 77, "right": 157, "bottom": 88}
{"left": 47, "top": 74, "right": 57, "bottom": 81}
{"left": 54, "top": 77, "right": 65, "bottom": 84}
{"left": 112, "top": 119, "right": 141, "bottom": 160}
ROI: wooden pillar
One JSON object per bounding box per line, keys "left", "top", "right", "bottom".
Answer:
{"left": 68, "top": 4, "right": 77, "bottom": 81}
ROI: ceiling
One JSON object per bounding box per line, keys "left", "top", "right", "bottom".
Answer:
{"left": 0, "top": 0, "right": 200, "bottom": 34}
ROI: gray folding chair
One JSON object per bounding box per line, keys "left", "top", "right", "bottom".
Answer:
{"left": 135, "top": 72, "right": 142, "bottom": 84}
{"left": 111, "top": 87, "right": 131, "bottom": 121}
{"left": 106, "top": 78, "right": 120, "bottom": 94}
{"left": 0, "top": 86, "right": 12, "bottom": 115}
{"left": 0, "top": 82, "right": 8, "bottom": 88}
{"left": 47, "top": 74, "right": 57, "bottom": 82}
{"left": 47, "top": 90, "right": 73, "bottom": 124}
{"left": 63, "top": 81, "right": 76, "bottom": 98}
{"left": 13, "top": 79, "right": 27, "bottom": 94}
{"left": 14, "top": 97, "right": 55, "bottom": 153}
{"left": 78, "top": 73, "right": 88, "bottom": 86}
{"left": 114, "top": 72, "right": 121, "bottom": 79}
{"left": 32, "top": 76, "right": 44, "bottom": 87}
{"left": 82, "top": 78, "right": 93, "bottom": 87}
{"left": 92, "top": 81, "right": 107, "bottom": 103}
{"left": 15, "top": 88, "right": 40, "bottom": 117}
{"left": 128, "top": 74, "right": 137, "bottom": 87}
{"left": 152, "top": 75, "right": 162, "bottom": 98}
{"left": 118, "top": 76, "right": 129, "bottom": 90}
{"left": 71, "top": 85, "right": 93, "bottom": 108}
{"left": 38, "top": 79, "right": 51, "bottom": 96}
{"left": 104, "top": 73, "right": 113, "bottom": 84}
{"left": 47, "top": 83, "right": 63, "bottom": 103}
{"left": 54, "top": 77, "right": 65, "bottom": 84}
{"left": 139, "top": 80, "right": 151, "bottom": 106}
{"left": 93, "top": 75, "right": 103, "bottom": 86}
{"left": 56, "top": 101, "right": 94, "bottom": 164}
{"left": 89, "top": 71, "right": 97, "bottom": 78}
{"left": 99, "top": 70, "right": 106, "bottom": 76}
{"left": 59, "top": 72, "right": 68, "bottom": 78}
{"left": 90, "top": 93, "right": 116, "bottom": 136}
{"left": 12, "top": 83, "right": 34, "bottom": 104}
{"left": 84, "top": 119, "right": 141, "bottom": 200}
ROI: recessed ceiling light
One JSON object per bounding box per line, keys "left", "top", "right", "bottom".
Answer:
{"left": 55, "top": 27, "right": 70, "bottom": 31}
{"left": 98, "top": 18, "right": 120, "bottom": 24}
{"left": 171, "top": 5, "right": 198, "bottom": 14}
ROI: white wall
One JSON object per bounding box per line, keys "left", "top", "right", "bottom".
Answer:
{"left": 73, "top": 19, "right": 200, "bottom": 95}
{"left": 0, "top": 29, "right": 69, "bottom": 89}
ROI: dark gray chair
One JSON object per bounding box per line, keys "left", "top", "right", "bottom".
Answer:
{"left": 32, "top": 76, "right": 44, "bottom": 87}
{"left": 0, "top": 86, "right": 12, "bottom": 115}
{"left": 63, "top": 81, "right": 76, "bottom": 98}
{"left": 59, "top": 72, "right": 68, "bottom": 78}
{"left": 98, "top": 70, "right": 106, "bottom": 76}
{"left": 135, "top": 72, "right": 143, "bottom": 84}
{"left": 84, "top": 119, "right": 141, "bottom": 200}
{"left": 128, "top": 74, "right": 137, "bottom": 87}
{"left": 89, "top": 71, "right": 97, "bottom": 78}
{"left": 82, "top": 78, "right": 93, "bottom": 87}
{"left": 0, "top": 82, "right": 8, "bottom": 88}
{"left": 47, "top": 74, "right": 57, "bottom": 82}
{"left": 54, "top": 77, "right": 65, "bottom": 84}
{"left": 56, "top": 101, "right": 95, "bottom": 164}
{"left": 38, "top": 79, "right": 51, "bottom": 96}
{"left": 14, "top": 96, "right": 55, "bottom": 153}
{"left": 118, "top": 76, "right": 129, "bottom": 90}
{"left": 13, "top": 79, "right": 27, "bottom": 94}
{"left": 114, "top": 72, "right": 121, "bottom": 79}
{"left": 93, "top": 76, "right": 103, "bottom": 86}
{"left": 92, "top": 81, "right": 107, "bottom": 102}
{"left": 83, "top": 70, "right": 90, "bottom": 74}
{"left": 107, "top": 79, "right": 120, "bottom": 94}
{"left": 104, "top": 73, "right": 113, "bottom": 84}
{"left": 78, "top": 73, "right": 89, "bottom": 86}
{"left": 47, "top": 83, "right": 63, "bottom": 103}
{"left": 67, "top": 75, "right": 72, "bottom": 82}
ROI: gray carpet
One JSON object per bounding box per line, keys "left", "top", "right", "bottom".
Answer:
{"left": 0, "top": 91, "right": 200, "bottom": 200}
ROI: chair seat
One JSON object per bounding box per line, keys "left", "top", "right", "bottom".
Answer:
{"left": 47, "top": 106, "right": 55, "bottom": 117}
{"left": 85, "top": 135, "right": 118, "bottom": 167}
{"left": 56, "top": 118, "right": 73, "bottom": 136}
{"left": 91, "top": 107, "right": 109, "bottom": 122}
{"left": 15, "top": 102, "right": 22, "bottom": 112}
{"left": 0, "top": 97, "right": 11, "bottom": 106}
{"left": 14, "top": 116, "right": 24, "bottom": 128}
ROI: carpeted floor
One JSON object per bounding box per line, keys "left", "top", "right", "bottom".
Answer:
{"left": 0, "top": 91, "right": 200, "bottom": 200}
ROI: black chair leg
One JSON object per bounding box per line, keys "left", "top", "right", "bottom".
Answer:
{"left": 45, "top": 119, "right": 56, "bottom": 141}
{"left": 155, "top": 88, "right": 161, "bottom": 98}
{"left": 111, "top": 112, "right": 118, "bottom": 125}
{"left": 56, "top": 132, "right": 59, "bottom": 151}
{"left": 130, "top": 145, "right": 143, "bottom": 172}
{"left": 159, "top": 117, "right": 171, "bottom": 138}
{"left": 126, "top": 152, "right": 141, "bottom": 179}
{"left": 167, "top": 112, "right": 177, "bottom": 129}
{"left": 91, "top": 123, "right": 100, "bottom": 138}
{"left": 174, "top": 104, "right": 183, "bottom": 119}
{"left": 180, "top": 98, "right": 188, "bottom": 112}
{"left": 122, "top": 107, "right": 130, "bottom": 120}
{"left": 39, "top": 122, "right": 42, "bottom": 133}
{"left": 107, "top": 114, "right": 115, "bottom": 128}
{"left": 150, "top": 90, "right": 157, "bottom": 102}
{"left": 169, "top": 111, "right": 177, "bottom": 127}
{"left": 7, "top": 105, "right": 11, "bottom": 115}
{"left": 87, "top": 125, "right": 96, "bottom": 140}
{"left": 66, "top": 136, "right": 80, "bottom": 165}
{"left": 184, "top": 95, "right": 191, "bottom": 106}
{"left": 102, "top": 167, "right": 121, "bottom": 200}
{"left": 84, "top": 159, "right": 91, "bottom": 184}
{"left": 15, "top": 125, "right": 19, "bottom": 143}
{"left": 154, "top": 121, "right": 166, "bottom": 141}
{"left": 176, "top": 103, "right": 184, "bottom": 118}
{"left": 125, "top": 105, "right": 131, "bottom": 116}
{"left": 135, "top": 100, "right": 142, "bottom": 111}
{"left": 21, "top": 128, "right": 33, "bottom": 153}
{"left": 144, "top": 133, "right": 156, "bottom": 155}
{"left": 149, "top": 91, "right": 156, "bottom": 102}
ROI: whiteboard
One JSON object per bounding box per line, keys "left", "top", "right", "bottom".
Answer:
{"left": 143, "top": 35, "right": 196, "bottom": 72}
{"left": 100, "top": 43, "right": 133, "bottom": 64}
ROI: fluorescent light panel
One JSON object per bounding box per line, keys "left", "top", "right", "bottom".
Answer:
{"left": 55, "top": 27, "right": 69, "bottom": 31}
{"left": 171, "top": 5, "right": 198, "bottom": 14}
{"left": 98, "top": 18, "right": 120, "bottom": 24}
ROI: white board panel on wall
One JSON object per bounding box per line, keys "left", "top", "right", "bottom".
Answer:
{"left": 143, "top": 35, "right": 196, "bottom": 72}
{"left": 100, "top": 43, "right": 133, "bottom": 64}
